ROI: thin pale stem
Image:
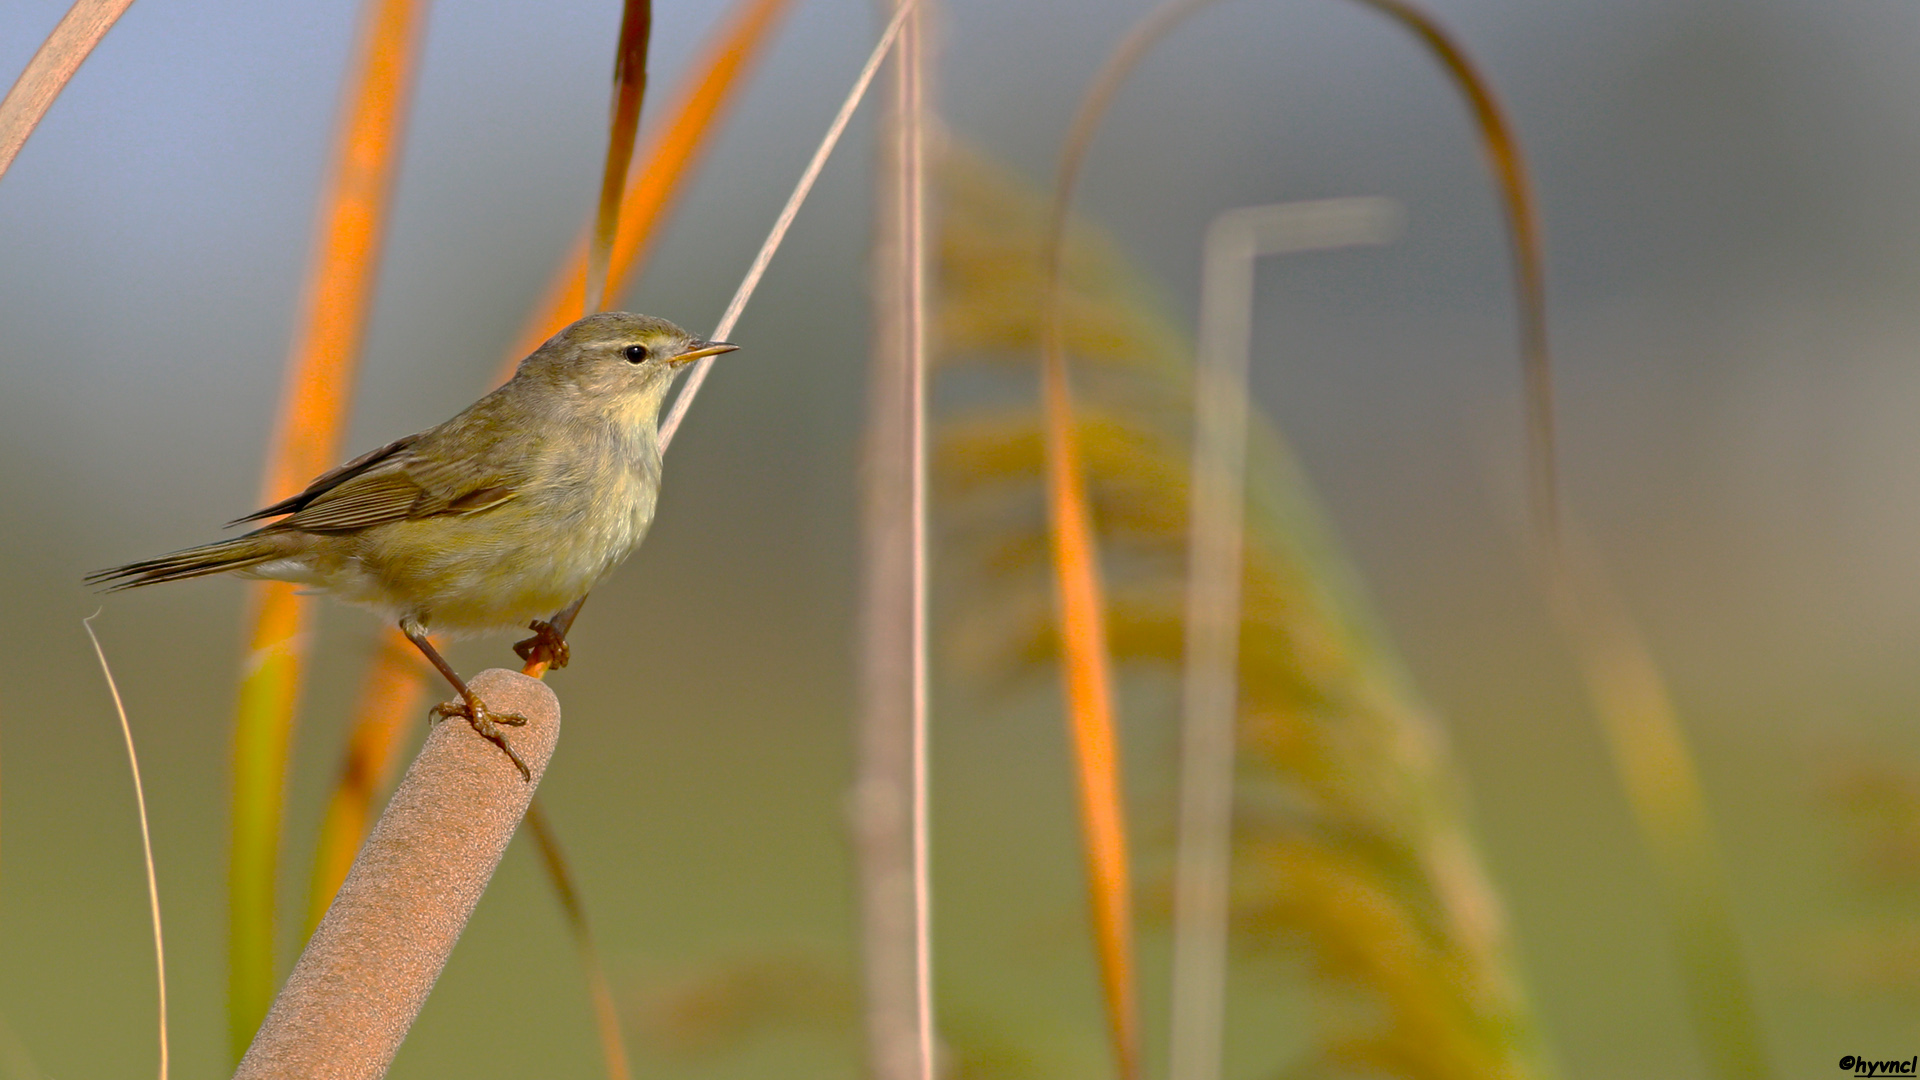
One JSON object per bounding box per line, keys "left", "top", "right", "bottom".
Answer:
{"left": 84, "top": 615, "right": 169, "bottom": 1080}
{"left": 659, "top": 0, "right": 918, "bottom": 451}
{"left": 857, "top": 3, "right": 935, "bottom": 1076}
{"left": 899, "top": 6, "right": 935, "bottom": 1078}
{"left": 1171, "top": 199, "right": 1399, "bottom": 1080}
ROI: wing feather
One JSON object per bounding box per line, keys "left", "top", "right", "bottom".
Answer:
{"left": 230, "top": 435, "right": 422, "bottom": 525}
{"left": 231, "top": 426, "right": 525, "bottom": 534}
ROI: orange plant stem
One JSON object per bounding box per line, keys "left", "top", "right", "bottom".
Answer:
{"left": 229, "top": 0, "right": 428, "bottom": 1058}
{"left": 511, "top": 0, "right": 793, "bottom": 364}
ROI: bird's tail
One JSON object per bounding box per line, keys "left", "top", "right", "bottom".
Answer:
{"left": 86, "top": 532, "right": 290, "bottom": 590}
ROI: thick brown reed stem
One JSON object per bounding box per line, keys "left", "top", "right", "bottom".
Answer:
{"left": 233, "top": 670, "right": 558, "bottom": 1080}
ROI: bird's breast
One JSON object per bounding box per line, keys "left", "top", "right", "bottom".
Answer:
{"left": 364, "top": 423, "right": 663, "bottom": 635}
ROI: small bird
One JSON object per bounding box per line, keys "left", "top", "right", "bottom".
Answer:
{"left": 89, "top": 312, "right": 737, "bottom": 779}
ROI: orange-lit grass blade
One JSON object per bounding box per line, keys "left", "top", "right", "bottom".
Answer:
{"left": 0, "top": 0, "right": 136, "bottom": 184}
{"left": 1036, "top": 347, "right": 1140, "bottom": 1080}
{"left": 228, "top": 0, "right": 428, "bottom": 1058}
{"left": 1032, "top": 12, "right": 1187, "bottom": 1078}
{"left": 586, "top": 0, "right": 653, "bottom": 315}
{"left": 510, "top": 0, "right": 794, "bottom": 366}
{"left": 303, "top": 627, "right": 429, "bottom": 932}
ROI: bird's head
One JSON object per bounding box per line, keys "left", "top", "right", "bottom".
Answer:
{"left": 518, "top": 311, "right": 736, "bottom": 417}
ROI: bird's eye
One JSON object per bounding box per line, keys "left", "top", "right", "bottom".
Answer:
{"left": 624, "top": 344, "right": 650, "bottom": 364}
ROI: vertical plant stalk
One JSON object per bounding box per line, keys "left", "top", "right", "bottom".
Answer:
{"left": 1171, "top": 199, "right": 1399, "bottom": 1080}
{"left": 229, "top": 0, "right": 427, "bottom": 1057}
{"left": 0, "top": 0, "right": 137, "bottom": 184}
{"left": 512, "top": 0, "right": 794, "bottom": 361}
{"left": 851, "top": 3, "right": 934, "bottom": 1079}
{"left": 84, "top": 616, "right": 169, "bottom": 1080}
{"left": 901, "top": 9, "right": 936, "bottom": 1079}
{"left": 586, "top": 0, "right": 653, "bottom": 315}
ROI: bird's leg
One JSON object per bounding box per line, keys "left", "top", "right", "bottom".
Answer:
{"left": 401, "top": 619, "right": 531, "bottom": 782}
{"left": 513, "top": 619, "right": 570, "bottom": 670}
{"left": 513, "top": 596, "right": 586, "bottom": 670}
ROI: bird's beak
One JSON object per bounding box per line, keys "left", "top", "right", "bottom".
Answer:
{"left": 672, "top": 339, "right": 738, "bottom": 365}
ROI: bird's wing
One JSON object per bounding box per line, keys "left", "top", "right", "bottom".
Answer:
{"left": 234, "top": 431, "right": 522, "bottom": 534}
{"left": 230, "top": 434, "right": 423, "bottom": 525}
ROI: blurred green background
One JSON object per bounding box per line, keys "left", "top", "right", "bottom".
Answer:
{"left": 4, "top": 0, "right": 1919, "bottom": 1076}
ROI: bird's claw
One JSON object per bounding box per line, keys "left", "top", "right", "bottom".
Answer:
{"left": 513, "top": 619, "right": 571, "bottom": 670}
{"left": 430, "top": 696, "right": 532, "bottom": 781}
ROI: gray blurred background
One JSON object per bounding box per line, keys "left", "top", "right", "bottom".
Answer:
{"left": 3, "top": 0, "right": 1919, "bottom": 1076}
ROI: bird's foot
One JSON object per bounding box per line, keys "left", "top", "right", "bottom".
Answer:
{"left": 430, "top": 695, "right": 532, "bottom": 781}
{"left": 513, "top": 619, "right": 571, "bottom": 670}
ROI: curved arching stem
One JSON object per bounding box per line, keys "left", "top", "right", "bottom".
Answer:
{"left": 1353, "top": 0, "right": 1558, "bottom": 544}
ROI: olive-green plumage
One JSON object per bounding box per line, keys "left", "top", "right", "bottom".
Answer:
{"left": 89, "top": 311, "right": 736, "bottom": 778}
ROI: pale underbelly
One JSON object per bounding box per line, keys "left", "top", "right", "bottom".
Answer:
{"left": 252, "top": 486, "right": 656, "bottom": 636}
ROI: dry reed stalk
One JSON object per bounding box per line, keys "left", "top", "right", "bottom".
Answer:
{"left": 0, "top": 0, "right": 137, "bottom": 183}
{"left": 84, "top": 616, "right": 169, "bottom": 1080}
{"left": 228, "top": 0, "right": 427, "bottom": 1056}
{"left": 857, "top": 3, "right": 936, "bottom": 1078}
